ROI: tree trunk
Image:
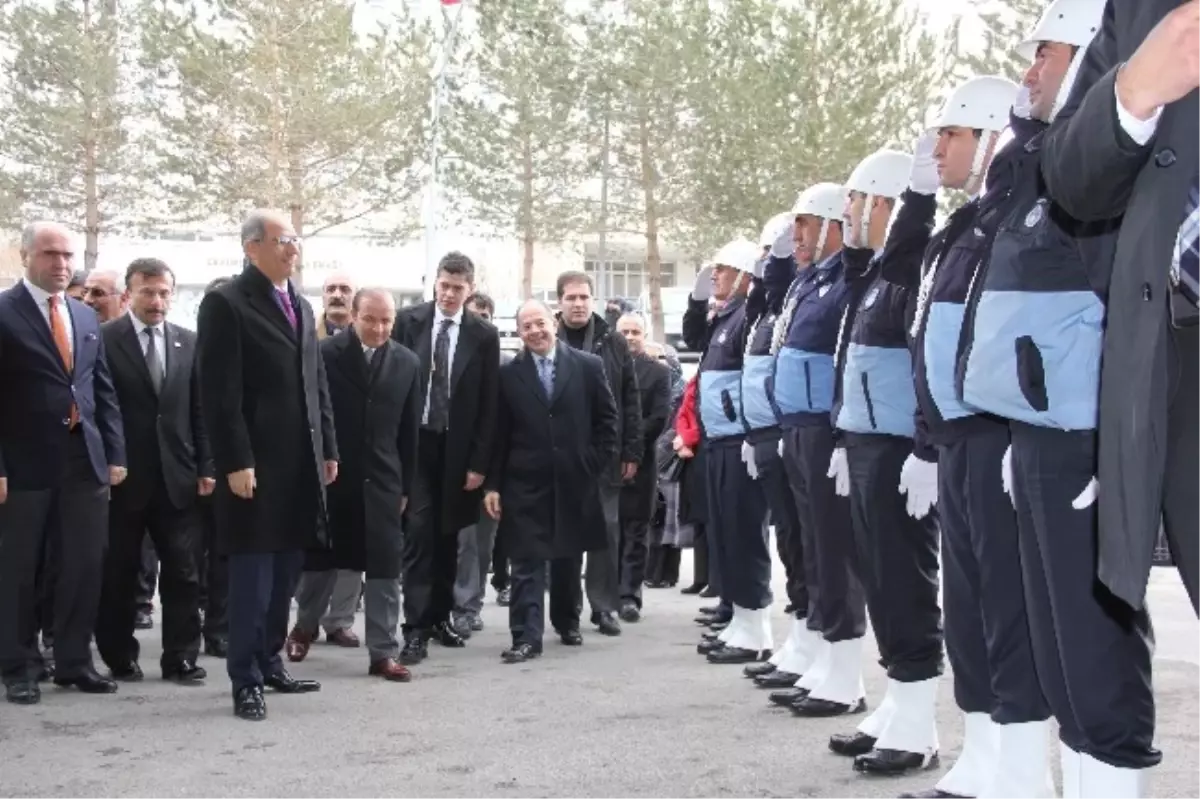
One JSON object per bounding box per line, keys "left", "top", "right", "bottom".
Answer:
{"left": 638, "top": 110, "right": 664, "bottom": 342}
{"left": 519, "top": 126, "right": 535, "bottom": 300}
{"left": 82, "top": 0, "right": 99, "bottom": 271}
{"left": 288, "top": 158, "right": 305, "bottom": 274}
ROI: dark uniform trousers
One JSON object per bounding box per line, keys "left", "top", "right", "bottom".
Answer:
{"left": 753, "top": 434, "right": 807, "bottom": 616}
{"left": 703, "top": 440, "right": 772, "bottom": 611}
{"left": 937, "top": 424, "right": 1048, "bottom": 724}
{"left": 782, "top": 424, "right": 865, "bottom": 640}
{"left": 844, "top": 433, "right": 943, "bottom": 682}
{"left": 618, "top": 516, "right": 651, "bottom": 608}
{"left": 95, "top": 476, "right": 202, "bottom": 672}
{"left": 197, "top": 496, "right": 228, "bottom": 642}
{"left": 1011, "top": 423, "right": 1159, "bottom": 769}
{"left": 0, "top": 432, "right": 109, "bottom": 683}
{"left": 509, "top": 556, "right": 584, "bottom": 645}
{"left": 226, "top": 550, "right": 305, "bottom": 695}
{"left": 402, "top": 429, "right": 460, "bottom": 633}
{"left": 1165, "top": 324, "right": 1198, "bottom": 611}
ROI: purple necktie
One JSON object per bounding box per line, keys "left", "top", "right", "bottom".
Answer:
{"left": 275, "top": 289, "right": 298, "bottom": 331}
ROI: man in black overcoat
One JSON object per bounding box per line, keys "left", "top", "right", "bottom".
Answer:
{"left": 300, "top": 289, "right": 421, "bottom": 682}
{"left": 484, "top": 300, "right": 618, "bottom": 664}
{"left": 390, "top": 252, "right": 499, "bottom": 664}
{"left": 196, "top": 209, "right": 339, "bottom": 721}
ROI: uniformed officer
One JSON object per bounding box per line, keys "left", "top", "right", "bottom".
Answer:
{"left": 683, "top": 239, "right": 776, "bottom": 664}
{"left": 739, "top": 213, "right": 816, "bottom": 686}
{"left": 771, "top": 182, "right": 872, "bottom": 717}
{"left": 826, "top": 148, "right": 944, "bottom": 777}
{"left": 956, "top": 2, "right": 1159, "bottom": 795}
{"left": 887, "top": 75, "right": 1056, "bottom": 799}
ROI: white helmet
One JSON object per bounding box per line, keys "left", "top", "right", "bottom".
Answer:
{"left": 791, "top": 182, "right": 845, "bottom": 221}
{"left": 845, "top": 150, "right": 913, "bottom": 200}
{"left": 759, "top": 212, "right": 794, "bottom": 248}
{"left": 930, "top": 76, "right": 1019, "bottom": 133}
{"left": 1017, "top": 0, "right": 1105, "bottom": 60}
{"left": 710, "top": 237, "right": 761, "bottom": 275}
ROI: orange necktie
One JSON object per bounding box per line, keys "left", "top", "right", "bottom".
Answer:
{"left": 47, "top": 296, "right": 79, "bottom": 428}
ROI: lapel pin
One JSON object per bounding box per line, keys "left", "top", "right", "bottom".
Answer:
{"left": 173, "top": 341, "right": 182, "bottom": 348}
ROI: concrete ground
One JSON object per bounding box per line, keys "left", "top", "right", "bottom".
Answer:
{"left": 0, "top": 563, "right": 1195, "bottom": 798}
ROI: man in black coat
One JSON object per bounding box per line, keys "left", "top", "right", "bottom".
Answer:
{"left": 390, "top": 252, "right": 499, "bottom": 664}
{"left": 484, "top": 300, "right": 619, "bottom": 664}
{"left": 555, "top": 271, "right": 642, "bottom": 636}
{"left": 614, "top": 313, "right": 671, "bottom": 621}
{"left": 0, "top": 221, "right": 127, "bottom": 705}
{"left": 304, "top": 288, "right": 421, "bottom": 682}
{"left": 94, "top": 258, "right": 211, "bottom": 685}
{"left": 196, "top": 209, "right": 339, "bottom": 721}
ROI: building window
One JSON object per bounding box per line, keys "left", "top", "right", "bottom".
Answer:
{"left": 583, "top": 258, "right": 676, "bottom": 296}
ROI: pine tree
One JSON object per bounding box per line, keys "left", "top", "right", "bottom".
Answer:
{"left": 958, "top": 0, "right": 1047, "bottom": 82}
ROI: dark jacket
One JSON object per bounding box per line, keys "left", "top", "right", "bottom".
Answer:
{"left": 556, "top": 312, "right": 642, "bottom": 478}
{"left": 0, "top": 281, "right": 125, "bottom": 488}
{"left": 196, "top": 264, "right": 338, "bottom": 555}
{"left": 620, "top": 353, "right": 671, "bottom": 520}
{"left": 102, "top": 315, "right": 213, "bottom": 511}
{"left": 315, "top": 330, "right": 421, "bottom": 579}
{"left": 390, "top": 301, "right": 500, "bottom": 535}
{"left": 1040, "top": 0, "right": 1199, "bottom": 609}
{"left": 487, "top": 343, "right": 618, "bottom": 560}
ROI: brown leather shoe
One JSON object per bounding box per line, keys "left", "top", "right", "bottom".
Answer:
{"left": 286, "top": 626, "right": 315, "bottom": 662}
{"left": 368, "top": 658, "right": 412, "bottom": 683}
{"left": 325, "top": 628, "right": 361, "bottom": 648}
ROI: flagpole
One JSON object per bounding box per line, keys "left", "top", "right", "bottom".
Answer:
{"left": 423, "top": 0, "right": 466, "bottom": 301}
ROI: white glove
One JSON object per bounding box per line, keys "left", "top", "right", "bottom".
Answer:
{"left": 769, "top": 218, "right": 796, "bottom": 259}
{"left": 898, "top": 454, "right": 938, "bottom": 519}
{"left": 777, "top": 438, "right": 784, "bottom": 458}
{"left": 908, "top": 131, "right": 940, "bottom": 195}
{"left": 826, "top": 447, "right": 850, "bottom": 497}
{"left": 692, "top": 266, "right": 714, "bottom": 302}
{"left": 741, "top": 440, "right": 760, "bottom": 480}
{"left": 1001, "top": 445, "right": 1013, "bottom": 506}
{"left": 1072, "top": 477, "right": 1098, "bottom": 510}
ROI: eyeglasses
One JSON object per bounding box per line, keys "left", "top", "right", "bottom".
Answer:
{"left": 276, "top": 235, "right": 302, "bottom": 247}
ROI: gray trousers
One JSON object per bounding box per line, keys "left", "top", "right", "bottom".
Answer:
{"left": 585, "top": 482, "right": 622, "bottom": 615}
{"left": 294, "top": 569, "right": 362, "bottom": 634}
{"left": 362, "top": 578, "right": 402, "bottom": 661}
{"left": 454, "top": 504, "right": 498, "bottom": 617}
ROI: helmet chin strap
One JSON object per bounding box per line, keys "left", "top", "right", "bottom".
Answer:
{"left": 807, "top": 219, "right": 830, "bottom": 266}
{"left": 852, "top": 193, "right": 876, "bottom": 249}
{"left": 964, "top": 130, "right": 999, "bottom": 197}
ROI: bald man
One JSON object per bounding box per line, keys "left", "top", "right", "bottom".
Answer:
{"left": 0, "top": 222, "right": 127, "bottom": 705}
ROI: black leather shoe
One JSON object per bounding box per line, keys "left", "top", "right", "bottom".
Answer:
{"left": 829, "top": 731, "right": 877, "bottom": 757}
{"left": 399, "top": 636, "right": 427, "bottom": 665}
{"left": 783, "top": 603, "right": 796, "bottom": 614}
{"left": 697, "top": 613, "right": 731, "bottom": 627}
{"left": 755, "top": 670, "right": 799, "bottom": 688}
{"left": 431, "top": 621, "right": 467, "bottom": 648}
{"left": 163, "top": 661, "right": 207, "bottom": 684}
{"left": 769, "top": 687, "right": 808, "bottom": 707}
{"left": 501, "top": 643, "right": 542, "bottom": 664}
{"left": 54, "top": 668, "right": 118, "bottom": 694}
{"left": 854, "top": 749, "right": 940, "bottom": 775}
{"left": 698, "top": 586, "right": 718, "bottom": 598}
{"left": 496, "top": 587, "right": 511, "bottom": 606}
{"left": 744, "top": 661, "right": 776, "bottom": 678}
{"left": 618, "top": 602, "right": 641, "bottom": 623}
{"left": 5, "top": 681, "right": 40, "bottom": 705}
{"left": 264, "top": 670, "right": 320, "bottom": 693}
{"left": 701, "top": 630, "right": 722, "bottom": 642}
{"left": 203, "top": 637, "right": 228, "bottom": 658}
{"left": 698, "top": 605, "right": 721, "bottom": 615}
{"left": 134, "top": 610, "right": 154, "bottom": 630}
{"left": 697, "top": 638, "right": 725, "bottom": 655}
{"left": 559, "top": 629, "right": 584, "bottom": 646}
{"left": 707, "top": 646, "right": 770, "bottom": 665}
{"left": 594, "top": 612, "right": 621, "bottom": 636}
{"left": 110, "top": 662, "right": 144, "bottom": 682}
{"left": 791, "top": 696, "right": 868, "bottom": 717}
{"left": 899, "top": 788, "right": 970, "bottom": 798}
{"left": 451, "top": 615, "right": 474, "bottom": 640}
{"left": 680, "top": 583, "right": 707, "bottom": 595}
{"left": 234, "top": 686, "right": 266, "bottom": 721}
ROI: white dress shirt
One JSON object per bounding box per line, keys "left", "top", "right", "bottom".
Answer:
{"left": 421, "top": 305, "right": 465, "bottom": 426}
{"left": 23, "top": 279, "right": 74, "bottom": 357}
{"left": 1113, "top": 82, "right": 1163, "bottom": 146}
{"left": 130, "top": 314, "right": 167, "bottom": 381}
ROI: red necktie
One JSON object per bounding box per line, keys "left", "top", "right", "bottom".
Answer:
{"left": 47, "top": 296, "right": 79, "bottom": 428}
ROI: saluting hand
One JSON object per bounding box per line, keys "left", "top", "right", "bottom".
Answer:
{"left": 228, "top": 468, "right": 256, "bottom": 499}
{"left": 484, "top": 491, "right": 502, "bottom": 521}
{"left": 1118, "top": 0, "right": 1200, "bottom": 120}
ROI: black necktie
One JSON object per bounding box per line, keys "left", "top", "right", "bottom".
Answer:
{"left": 145, "top": 328, "right": 163, "bottom": 394}
{"left": 427, "top": 318, "right": 453, "bottom": 431}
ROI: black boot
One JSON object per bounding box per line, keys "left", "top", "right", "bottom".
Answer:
{"left": 663, "top": 546, "right": 681, "bottom": 587}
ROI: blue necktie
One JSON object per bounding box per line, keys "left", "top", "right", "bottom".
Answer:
{"left": 538, "top": 356, "right": 554, "bottom": 399}
{"left": 1177, "top": 179, "right": 1199, "bottom": 306}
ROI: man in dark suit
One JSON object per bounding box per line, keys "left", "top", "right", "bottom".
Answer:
{"left": 614, "top": 313, "right": 671, "bottom": 622}
{"left": 93, "top": 258, "right": 211, "bottom": 685}
{"left": 0, "top": 221, "right": 127, "bottom": 705}
{"left": 484, "top": 300, "right": 618, "bottom": 664}
{"left": 294, "top": 289, "right": 420, "bottom": 682}
{"left": 390, "top": 252, "right": 499, "bottom": 664}
{"left": 196, "top": 209, "right": 339, "bottom": 721}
